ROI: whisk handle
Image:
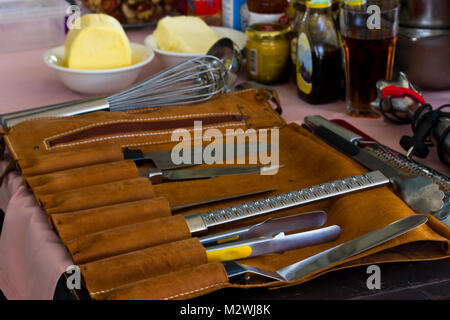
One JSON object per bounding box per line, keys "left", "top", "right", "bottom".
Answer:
{"left": 0, "top": 97, "right": 110, "bottom": 129}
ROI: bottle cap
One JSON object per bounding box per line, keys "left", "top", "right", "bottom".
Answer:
{"left": 306, "top": 0, "right": 332, "bottom": 8}
{"left": 246, "top": 23, "right": 291, "bottom": 40}
{"left": 344, "top": 0, "right": 366, "bottom": 6}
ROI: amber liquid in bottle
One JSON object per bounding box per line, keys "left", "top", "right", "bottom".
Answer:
{"left": 296, "top": 5, "right": 342, "bottom": 104}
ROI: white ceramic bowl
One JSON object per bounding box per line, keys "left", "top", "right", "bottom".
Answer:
{"left": 144, "top": 26, "right": 248, "bottom": 68}
{"left": 43, "top": 42, "right": 155, "bottom": 95}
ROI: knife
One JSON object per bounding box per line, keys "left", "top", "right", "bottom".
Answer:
{"left": 310, "top": 125, "right": 445, "bottom": 214}
{"left": 205, "top": 225, "right": 341, "bottom": 262}
{"left": 276, "top": 214, "right": 428, "bottom": 281}
{"left": 125, "top": 142, "right": 270, "bottom": 170}
{"left": 140, "top": 165, "right": 282, "bottom": 184}
{"left": 225, "top": 214, "right": 427, "bottom": 282}
{"left": 184, "top": 171, "right": 390, "bottom": 234}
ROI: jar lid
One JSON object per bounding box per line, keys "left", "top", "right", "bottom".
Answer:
{"left": 246, "top": 23, "right": 291, "bottom": 40}
{"left": 306, "top": 0, "right": 332, "bottom": 8}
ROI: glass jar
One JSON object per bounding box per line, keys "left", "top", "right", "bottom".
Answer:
{"left": 245, "top": 23, "right": 291, "bottom": 84}
{"left": 246, "top": 0, "right": 289, "bottom": 25}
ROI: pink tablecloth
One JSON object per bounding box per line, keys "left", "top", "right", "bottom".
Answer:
{"left": 0, "top": 30, "right": 449, "bottom": 300}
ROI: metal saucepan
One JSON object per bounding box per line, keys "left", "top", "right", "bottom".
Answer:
{"left": 400, "top": 0, "right": 450, "bottom": 29}
{"left": 395, "top": 27, "right": 450, "bottom": 90}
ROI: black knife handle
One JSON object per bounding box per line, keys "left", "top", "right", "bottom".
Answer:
{"left": 314, "top": 126, "right": 360, "bottom": 157}
{"left": 123, "top": 149, "right": 146, "bottom": 162}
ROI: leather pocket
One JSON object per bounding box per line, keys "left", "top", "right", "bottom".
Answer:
{"left": 52, "top": 197, "right": 172, "bottom": 243}
{"left": 92, "top": 262, "right": 229, "bottom": 300}
{"left": 67, "top": 214, "right": 191, "bottom": 264}
{"left": 27, "top": 160, "right": 140, "bottom": 197}
{"left": 81, "top": 238, "right": 208, "bottom": 298}
{"left": 47, "top": 114, "right": 248, "bottom": 148}
{"left": 40, "top": 177, "right": 155, "bottom": 214}
{"left": 18, "top": 145, "right": 125, "bottom": 178}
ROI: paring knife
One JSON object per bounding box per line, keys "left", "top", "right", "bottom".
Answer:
{"left": 125, "top": 142, "right": 270, "bottom": 170}
{"left": 184, "top": 171, "right": 390, "bottom": 234}
{"left": 225, "top": 214, "right": 428, "bottom": 282}
{"left": 310, "top": 123, "right": 445, "bottom": 214}
{"left": 140, "top": 165, "right": 282, "bottom": 184}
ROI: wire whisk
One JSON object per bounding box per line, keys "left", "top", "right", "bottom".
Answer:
{"left": 0, "top": 55, "right": 228, "bottom": 128}
{"left": 109, "top": 55, "right": 227, "bottom": 111}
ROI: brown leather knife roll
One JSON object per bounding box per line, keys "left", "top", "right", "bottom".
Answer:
{"left": 67, "top": 214, "right": 191, "bottom": 264}
{"left": 52, "top": 197, "right": 172, "bottom": 243}
{"left": 94, "top": 262, "right": 230, "bottom": 300}
{"left": 1, "top": 88, "right": 448, "bottom": 300}
{"left": 81, "top": 237, "right": 207, "bottom": 297}
{"left": 40, "top": 177, "right": 155, "bottom": 214}
{"left": 26, "top": 160, "right": 140, "bottom": 197}
{"left": 18, "top": 144, "right": 126, "bottom": 178}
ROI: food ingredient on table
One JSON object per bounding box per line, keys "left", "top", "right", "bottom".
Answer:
{"left": 64, "top": 14, "right": 132, "bottom": 70}
{"left": 153, "top": 16, "right": 220, "bottom": 53}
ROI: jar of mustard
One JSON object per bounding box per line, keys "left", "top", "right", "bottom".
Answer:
{"left": 245, "top": 23, "right": 291, "bottom": 84}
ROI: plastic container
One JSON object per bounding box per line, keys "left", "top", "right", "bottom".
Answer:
{"left": 0, "top": 0, "right": 68, "bottom": 54}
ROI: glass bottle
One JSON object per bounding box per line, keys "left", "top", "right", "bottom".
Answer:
{"left": 296, "top": 0, "right": 342, "bottom": 104}
{"left": 290, "top": 0, "right": 306, "bottom": 78}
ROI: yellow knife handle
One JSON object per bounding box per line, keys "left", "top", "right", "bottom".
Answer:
{"left": 206, "top": 245, "right": 253, "bottom": 262}
{"left": 217, "top": 235, "right": 240, "bottom": 244}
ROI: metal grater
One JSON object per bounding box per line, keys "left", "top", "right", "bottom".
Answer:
{"left": 364, "top": 144, "right": 450, "bottom": 195}
{"left": 185, "top": 171, "right": 390, "bottom": 233}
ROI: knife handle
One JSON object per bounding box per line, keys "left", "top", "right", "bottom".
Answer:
{"left": 207, "top": 245, "right": 253, "bottom": 262}
{"left": 305, "top": 115, "right": 363, "bottom": 143}
{"left": 123, "top": 149, "right": 146, "bottom": 162}
{"left": 314, "top": 126, "right": 360, "bottom": 157}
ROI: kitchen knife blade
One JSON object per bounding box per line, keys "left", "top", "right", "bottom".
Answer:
{"left": 205, "top": 225, "right": 341, "bottom": 262}
{"left": 199, "top": 210, "right": 327, "bottom": 246}
{"left": 123, "top": 142, "right": 272, "bottom": 170}
{"left": 171, "top": 188, "right": 276, "bottom": 212}
{"left": 277, "top": 214, "right": 428, "bottom": 281}
{"left": 142, "top": 165, "right": 281, "bottom": 183}
{"left": 184, "top": 171, "right": 390, "bottom": 234}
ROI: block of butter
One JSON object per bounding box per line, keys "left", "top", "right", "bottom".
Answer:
{"left": 65, "top": 14, "right": 132, "bottom": 70}
{"left": 153, "top": 16, "right": 219, "bottom": 53}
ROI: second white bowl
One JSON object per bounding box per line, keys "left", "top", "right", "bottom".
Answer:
{"left": 145, "top": 26, "right": 248, "bottom": 68}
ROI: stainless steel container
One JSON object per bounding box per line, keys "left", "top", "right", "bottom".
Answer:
{"left": 400, "top": 0, "right": 450, "bottom": 29}
{"left": 395, "top": 27, "right": 450, "bottom": 90}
